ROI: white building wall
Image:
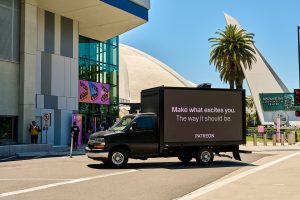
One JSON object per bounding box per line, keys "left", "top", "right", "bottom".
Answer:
{"left": 54, "top": 14, "right": 61, "bottom": 55}
{"left": 37, "top": 8, "right": 44, "bottom": 52}
{"left": 35, "top": 8, "right": 79, "bottom": 145}
{"left": 51, "top": 54, "right": 65, "bottom": 97}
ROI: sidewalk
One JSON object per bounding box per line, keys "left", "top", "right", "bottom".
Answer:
{"left": 181, "top": 143, "right": 300, "bottom": 200}
{"left": 0, "top": 144, "right": 86, "bottom": 159}
{"left": 15, "top": 145, "right": 86, "bottom": 158}
{"left": 240, "top": 141, "right": 300, "bottom": 152}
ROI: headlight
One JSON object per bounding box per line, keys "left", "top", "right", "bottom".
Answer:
{"left": 95, "top": 138, "right": 105, "bottom": 143}
{"left": 93, "top": 138, "right": 105, "bottom": 149}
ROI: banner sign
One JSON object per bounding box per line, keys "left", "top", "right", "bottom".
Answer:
{"left": 78, "top": 80, "right": 110, "bottom": 105}
{"left": 260, "top": 93, "right": 299, "bottom": 111}
{"left": 257, "top": 125, "right": 264, "bottom": 133}
{"left": 72, "top": 114, "right": 82, "bottom": 145}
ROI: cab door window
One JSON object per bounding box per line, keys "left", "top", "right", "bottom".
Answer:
{"left": 135, "top": 117, "right": 153, "bottom": 131}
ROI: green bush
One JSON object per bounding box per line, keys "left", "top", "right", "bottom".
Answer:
{"left": 296, "top": 130, "right": 300, "bottom": 142}
{"left": 246, "top": 127, "right": 300, "bottom": 140}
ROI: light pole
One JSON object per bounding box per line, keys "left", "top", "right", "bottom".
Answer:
{"left": 297, "top": 26, "right": 300, "bottom": 88}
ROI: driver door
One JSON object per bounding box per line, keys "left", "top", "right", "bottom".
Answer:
{"left": 129, "top": 116, "right": 159, "bottom": 156}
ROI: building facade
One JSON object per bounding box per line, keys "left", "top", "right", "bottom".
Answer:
{"left": 0, "top": 0, "right": 150, "bottom": 145}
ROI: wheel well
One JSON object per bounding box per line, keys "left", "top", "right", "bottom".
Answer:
{"left": 109, "top": 145, "right": 131, "bottom": 157}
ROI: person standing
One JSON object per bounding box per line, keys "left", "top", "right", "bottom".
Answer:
{"left": 71, "top": 122, "right": 80, "bottom": 149}
{"left": 29, "top": 121, "right": 41, "bottom": 144}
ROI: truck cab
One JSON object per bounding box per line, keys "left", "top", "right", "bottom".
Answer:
{"left": 86, "top": 113, "right": 159, "bottom": 167}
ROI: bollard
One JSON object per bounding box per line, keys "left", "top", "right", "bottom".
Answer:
{"left": 253, "top": 133, "right": 257, "bottom": 146}
{"left": 280, "top": 133, "right": 284, "bottom": 146}
{"left": 70, "top": 132, "right": 74, "bottom": 158}
{"left": 290, "top": 131, "right": 296, "bottom": 144}
{"left": 263, "top": 133, "right": 267, "bottom": 146}
{"left": 272, "top": 134, "right": 276, "bottom": 146}
{"left": 288, "top": 132, "right": 292, "bottom": 145}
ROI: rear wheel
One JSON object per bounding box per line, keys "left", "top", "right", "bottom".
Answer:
{"left": 196, "top": 148, "right": 214, "bottom": 165}
{"left": 178, "top": 152, "right": 193, "bottom": 163}
{"left": 108, "top": 148, "right": 129, "bottom": 168}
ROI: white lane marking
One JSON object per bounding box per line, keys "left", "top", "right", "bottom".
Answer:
{"left": 176, "top": 152, "right": 300, "bottom": 200}
{"left": 0, "top": 170, "right": 137, "bottom": 198}
{"left": 0, "top": 156, "right": 16, "bottom": 161}
{"left": 0, "top": 178, "right": 74, "bottom": 181}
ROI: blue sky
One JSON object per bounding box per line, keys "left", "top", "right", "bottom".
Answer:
{"left": 120, "top": 0, "right": 300, "bottom": 93}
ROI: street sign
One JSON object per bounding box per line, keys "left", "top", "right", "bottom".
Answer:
{"left": 272, "top": 111, "right": 288, "bottom": 125}
{"left": 43, "top": 113, "right": 51, "bottom": 127}
{"left": 43, "top": 113, "right": 50, "bottom": 121}
{"left": 294, "top": 89, "right": 300, "bottom": 106}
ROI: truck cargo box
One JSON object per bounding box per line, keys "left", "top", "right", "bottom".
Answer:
{"left": 141, "top": 87, "right": 246, "bottom": 148}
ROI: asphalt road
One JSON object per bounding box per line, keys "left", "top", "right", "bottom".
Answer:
{"left": 0, "top": 153, "right": 266, "bottom": 200}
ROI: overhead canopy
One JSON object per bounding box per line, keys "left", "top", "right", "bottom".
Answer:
{"left": 36, "top": 0, "right": 148, "bottom": 41}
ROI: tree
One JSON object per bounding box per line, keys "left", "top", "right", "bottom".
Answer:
{"left": 246, "top": 96, "right": 255, "bottom": 113}
{"left": 209, "top": 25, "right": 256, "bottom": 89}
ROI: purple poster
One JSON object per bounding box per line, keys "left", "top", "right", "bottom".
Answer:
{"left": 78, "top": 80, "right": 110, "bottom": 105}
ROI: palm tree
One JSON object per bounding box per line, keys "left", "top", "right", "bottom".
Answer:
{"left": 209, "top": 24, "right": 256, "bottom": 89}
{"left": 246, "top": 96, "right": 255, "bottom": 113}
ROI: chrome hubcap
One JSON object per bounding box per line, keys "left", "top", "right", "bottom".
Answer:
{"left": 112, "top": 152, "right": 124, "bottom": 165}
{"left": 201, "top": 151, "right": 211, "bottom": 163}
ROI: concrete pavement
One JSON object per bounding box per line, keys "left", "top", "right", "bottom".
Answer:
{"left": 177, "top": 142, "right": 300, "bottom": 200}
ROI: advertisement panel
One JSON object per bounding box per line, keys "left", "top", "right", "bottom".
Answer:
{"left": 163, "top": 89, "right": 244, "bottom": 143}
{"left": 259, "top": 93, "right": 298, "bottom": 111}
{"left": 78, "top": 80, "right": 110, "bottom": 105}
{"left": 72, "top": 114, "right": 82, "bottom": 145}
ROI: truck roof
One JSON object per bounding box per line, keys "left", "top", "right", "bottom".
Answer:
{"left": 126, "top": 113, "right": 157, "bottom": 117}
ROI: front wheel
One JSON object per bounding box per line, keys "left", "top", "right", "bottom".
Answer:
{"left": 108, "top": 148, "right": 129, "bottom": 168}
{"left": 196, "top": 148, "right": 214, "bottom": 165}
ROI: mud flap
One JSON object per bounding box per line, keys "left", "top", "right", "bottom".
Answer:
{"left": 232, "top": 145, "right": 241, "bottom": 161}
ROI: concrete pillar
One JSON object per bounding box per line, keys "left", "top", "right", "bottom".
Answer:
{"left": 18, "top": 0, "right": 37, "bottom": 144}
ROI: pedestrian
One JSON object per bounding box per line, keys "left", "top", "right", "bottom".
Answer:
{"left": 28, "top": 121, "right": 41, "bottom": 144}
{"left": 86, "top": 125, "right": 93, "bottom": 142}
{"left": 71, "top": 122, "right": 80, "bottom": 150}
{"left": 100, "top": 118, "right": 109, "bottom": 131}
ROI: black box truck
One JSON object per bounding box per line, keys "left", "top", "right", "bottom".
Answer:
{"left": 86, "top": 86, "right": 246, "bottom": 168}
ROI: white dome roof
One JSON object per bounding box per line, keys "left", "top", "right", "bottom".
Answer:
{"left": 119, "top": 44, "right": 195, "bottom": 103}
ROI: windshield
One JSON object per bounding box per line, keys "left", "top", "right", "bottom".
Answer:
{"left": 109, "top": 116, "right": 135, "bottom": 131}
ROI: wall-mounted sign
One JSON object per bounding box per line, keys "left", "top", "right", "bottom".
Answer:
{"left": 260, "top": 93, "right": 298, "bottom": 111}
{"left": 272, "top": 111, "right": 289, "bottom": 125}
{"left": 42, "top": 113, "right": 51, "bottom": 127}
{"left": 78, "top": 80, "right": 110, "bottom": 105}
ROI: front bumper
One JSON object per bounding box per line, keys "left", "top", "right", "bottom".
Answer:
{"left": 85, "top": 147, "right": 109, "bottom": 161}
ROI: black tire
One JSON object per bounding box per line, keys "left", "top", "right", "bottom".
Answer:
{"left": 108, "top": 148, "right": 129, "bottom": 168}
{"left": 196, "top": 148, "right": 214, "bottom": 165}
{"left": 178, "top": 152, "right": 193, "bottom": 163}
{"left": 101, "top": 160, "right": 108, "bottom": 165}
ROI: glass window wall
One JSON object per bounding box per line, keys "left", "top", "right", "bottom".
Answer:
{"left": 0, "top": 116, "right": 17, "bottom": 145}
{"left": 0, "top": 0, "right": 20, "bottom": 62}
{"left": 79, "top": 36, "right": 119, "bottom": 127}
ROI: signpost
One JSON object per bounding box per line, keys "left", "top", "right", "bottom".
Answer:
{"left": 276, "top": 118, "right": 281, "bottom": 143}
{"left": 42, "top": 113, "right": 50, "bottom": 144}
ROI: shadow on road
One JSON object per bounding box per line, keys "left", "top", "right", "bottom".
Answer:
{"left": 87, "top": 160, "right": 256, "bottom": 170}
